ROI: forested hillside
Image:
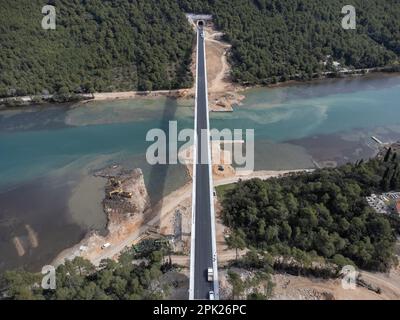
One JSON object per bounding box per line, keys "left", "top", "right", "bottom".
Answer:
{"left": 179, "top": 0, "right": 400, "bottom": 84}
{"left": 0, "top": 0, "right": 194, "bottom": 97}
{"left": 221, "top": 150, "right": 400, "bottom": 272}
{"left": 1, "top": 0, "right": 399, "bottom": 97}
{"left": 0, "top": 240, "right": 173, "bottom": 300}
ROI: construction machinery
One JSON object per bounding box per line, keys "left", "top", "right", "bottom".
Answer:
{"left": 110, "top": 178, "right": 122, "bottom": 187}
{"left": 108, "top": 188, "right": 133, "bottom": 199}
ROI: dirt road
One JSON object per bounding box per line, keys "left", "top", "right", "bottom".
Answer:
{"left": 55, "top": 169, "right": 306, "bottom": 266}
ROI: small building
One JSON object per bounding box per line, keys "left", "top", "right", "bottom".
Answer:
{"left": 366, "top": 194, "right": 389, "bottom": 214}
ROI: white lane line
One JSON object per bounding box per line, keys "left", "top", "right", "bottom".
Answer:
{"left": 202, "top": 30, "right": 220, "bottom": 300}
{"left": 189, "top": 28, "right": 199, "bottom": 301}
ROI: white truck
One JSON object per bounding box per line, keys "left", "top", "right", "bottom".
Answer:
{"left": 209, "top": 291, "right": 215, "bottom": 300}
{"left": 101, "top": 243, "right": 111, "bottom": 249}
{"left": 207, "top": 267, "right": 213, "bottom": 282}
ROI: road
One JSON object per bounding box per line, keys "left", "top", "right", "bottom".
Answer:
{"left": 190, "top": 26, "right": 218, "bottom": 300}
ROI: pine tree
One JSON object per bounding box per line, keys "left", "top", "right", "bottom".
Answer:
{"left": 384, "top": 148, "right": 392, "bottom": 162}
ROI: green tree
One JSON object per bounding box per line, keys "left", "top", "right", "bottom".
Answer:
{"left": 226, "top": 229, "right": 247, "bottom": 261}
{"left": 227, "top": 270, "right": 245, "bottom": 300}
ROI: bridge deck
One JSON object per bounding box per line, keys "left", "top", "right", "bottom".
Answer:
{"left": 189, "top": 26, "right": 219, "bottom": 300}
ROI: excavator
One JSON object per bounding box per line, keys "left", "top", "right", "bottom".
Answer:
{"left": 108, "top": 178, "right": 133, "bottom": 199}
{"left": 108, "top": 188, "right": 133, "bottom": 199}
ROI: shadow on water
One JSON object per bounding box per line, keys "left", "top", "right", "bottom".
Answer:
{"left": 145, "top": 97, "right": 180, "bottom": 225}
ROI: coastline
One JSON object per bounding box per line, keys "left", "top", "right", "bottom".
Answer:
{"left": 90, "top": 88, "right": 193, "bottom": 102}
{"left": 3, "top": 71, "right": 400, "bottom": 271}
{"left": 2, "top": 24, "right": 400, "bottom": 275}
{"left": 2, "top": 69, "right": 400, "bottom": 299}
{"left": 85, "top": 70, "right": 400, "bottom": 104}
{"left": 52, "top": 168, "right": 310, "bottom": 267}
{"left": 2, "top": 20, "right": 398, "bottom": 112}
{"left": 253, "top": 69, "right": 400, "bottom": 90}
{"left": 2, "top": 70, "right": 398, "bottom": 112}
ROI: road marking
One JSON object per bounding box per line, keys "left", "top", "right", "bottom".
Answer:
{"left": 189, "top": 28, "right": 200, "bottom": 301}
{"left": 201, "top": 29, "right": 220, "bottom": 300}
{"left": 189, "top": 27, "right": 220, "bottom": 300}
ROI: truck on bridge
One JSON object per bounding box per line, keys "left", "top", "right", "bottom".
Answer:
{"left": 207, "top": 268, "right": 214, "bottom": 282}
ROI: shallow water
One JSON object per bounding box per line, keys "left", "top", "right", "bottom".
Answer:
{"left": 213, "top": 74, "right": 400, "bottom": 168}
{"left": 0, "top": 98, "right": 193, "bottom": 271}
{"left": 1, "top": 73, "right": 400, "bottom": 271}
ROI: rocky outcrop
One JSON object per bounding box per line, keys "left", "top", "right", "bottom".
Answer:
{"left": 94, "top": 166, "right": 150, "bottom": 229}
{"left": 53, "top": 166, "right": 151, "bottom": 266}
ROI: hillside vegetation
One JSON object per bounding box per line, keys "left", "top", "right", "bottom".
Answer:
{"left": 1, "top": 0, "right": 399, "bottom": 96}
{"left": 180, "top": 0, "right": 400, "bottom": 84}
{"left": 221, "top": 150, "right": 400, "bottom": 272}
{"left": 0, "top": 240, "right": 173, "bottom": 300}
{"left": 0, "top": 0, "right": 194, "bottom": 97}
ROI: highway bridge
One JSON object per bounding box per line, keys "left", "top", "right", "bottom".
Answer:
{"left": 189, "top": 23, "right": 219, "bottom": 300}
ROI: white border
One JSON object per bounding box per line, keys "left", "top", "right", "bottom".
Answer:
{"left": 188, "top": 28, "right": 199, "bottom": 300}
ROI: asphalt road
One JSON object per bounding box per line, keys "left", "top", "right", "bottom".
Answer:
{"left": 193, "top": 26, "right": 214, "bottom": 300}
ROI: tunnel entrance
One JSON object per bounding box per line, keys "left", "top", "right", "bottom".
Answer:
{"left": 197, "top": 20, "right": 205, "bottom": 27}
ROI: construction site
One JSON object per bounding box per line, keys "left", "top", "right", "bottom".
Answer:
{"left": 49, "top": 25, "right": 400, "bottom": 300}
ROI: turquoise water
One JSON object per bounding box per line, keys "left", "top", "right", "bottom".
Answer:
{"left": 0, "top": 97, "right": 194, "bottom": 271}
{"left": 2, "top": 74, "right": 400, "bottom": 190}
{"left": 1, "top": 73, "right": 400, "bottom": 271}
{"left": 213, "top": 74, "right": 400, "bottom": 169}
{"left": 0, "top": 98, "right": 194, "bottom": 191}
{"left": 213, "top": 74, "right": 400, "bottom": 141}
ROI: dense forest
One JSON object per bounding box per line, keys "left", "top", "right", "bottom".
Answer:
{"left": 1, "top": 1, "right": 400, "bottom": 97}
{"left": 221, "top": 149, "right": 400, "bottom": 272}
{"left": 180, "top": 0, "right": 400, "bottom": 84}
{"left": 0, "top": 240, "right": 173, "bottom": 300}
{"left": 0, "top": 0, "right": 194, "bottom": 97}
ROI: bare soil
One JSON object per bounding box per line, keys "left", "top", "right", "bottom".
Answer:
{"left": 90, "top": 24, "right": 246, "bottom": 113}
{"left": 203, "top": 25, "right": 245, "bottom": 112}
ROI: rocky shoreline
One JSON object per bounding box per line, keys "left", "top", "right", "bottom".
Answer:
{"left": 52, "top": 165, "right": 150, "bottom": 266}
{"left": 94, "top": 166, "right": 150, "bottom": 227}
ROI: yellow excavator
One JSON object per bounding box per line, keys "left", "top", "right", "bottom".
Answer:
{"left": 108, "top": 188, "right": 133, "bottom": 199}
{"left": 108, "top": 178, "right": 133, "bottom": 199}
{"left": 120, "top": 191, "right": 133, "bottom": 198}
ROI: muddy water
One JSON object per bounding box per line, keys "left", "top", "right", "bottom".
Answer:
{"left": 0, "top": 98, "right": 193, "bottom": 272}
{"left": 1, "top": 73, "right": 400, "bottom": 272}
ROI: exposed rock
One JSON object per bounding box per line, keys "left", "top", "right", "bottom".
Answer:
{"left": 53, "top": 166, "right": 151, "bottom": 266}
{"left": 94, "top": 166, "right": 150, "bottom": 228}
